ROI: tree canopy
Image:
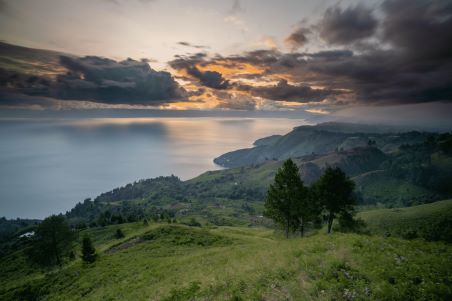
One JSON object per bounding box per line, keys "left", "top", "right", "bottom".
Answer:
{"left": 312, "top": 167, "right": 356, "bottom": 233}
{"left": 26, "top": 215, "right": 75, "bottom": 266}
{"left": 264, "top": 159, "right": 309, "bottom": 237}
{"left": 265, "top": 160, "right": 357, "bottom": 237}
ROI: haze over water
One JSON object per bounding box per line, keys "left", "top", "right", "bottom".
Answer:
{"left": 0, "top": 117, "right": 305, "bottom": 219}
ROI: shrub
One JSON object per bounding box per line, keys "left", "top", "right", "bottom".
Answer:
{"left": 115, "top": 229, "right": 125, "bottom": 239}
{"left": 81, "top": 235, "right": 97, "bottom": 263}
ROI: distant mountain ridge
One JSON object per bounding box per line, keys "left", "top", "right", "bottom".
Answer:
{"left": 214, "top": 122, "right": 430, "bottom": 168}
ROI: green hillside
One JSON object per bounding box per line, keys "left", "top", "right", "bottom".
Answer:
{"left": 1, "top": 223, "right": 451, "bottom": 300}
{"left": 359, "top": 199, "right": 452, "bottom": 242}
{"left": 214, "top": 123, "right": 430, "bottom": 168}
{"left": 60, "top": 140, "right": 450, "bottom": 229}
{"left": 353, "top": 170, "right": 438, "bottom": 206}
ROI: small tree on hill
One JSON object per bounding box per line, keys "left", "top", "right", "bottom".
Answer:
{"left": 26, "top": 215, "right": 75, "bottom": 266}
{"left": 296, "top": 187, "right": 322, "bottom": 237}
{"left": 81, "top": 235, "right": 97, "bottom": 263}
{"left": 115, "top": 228, "right": 125, "bottom": 239}
{"left": 312, "top": 167, "right": 356, "bottom": 234}
{"left": 264, "top": 159, "right": 308, "bottom": 238}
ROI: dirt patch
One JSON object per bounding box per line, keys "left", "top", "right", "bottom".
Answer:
{"left": 106, "top": 237, "right": 144, "bottom": 254}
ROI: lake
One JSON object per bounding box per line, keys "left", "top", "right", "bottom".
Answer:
{"left": 0, "top": 117, "right": 305, "bottom": 218}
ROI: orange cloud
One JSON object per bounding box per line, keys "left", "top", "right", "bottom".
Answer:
{"left": 197, "top": 60, "right": 265, "bottom": 77}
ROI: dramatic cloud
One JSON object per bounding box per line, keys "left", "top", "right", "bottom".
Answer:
{"left": 190, "top": 0, "right": 452, "bottom": 106}
{"left": 0, "top": 43, "right": 185, "bottom": 106}
{"left": 187, "top": 68, "right": 229, "bottom": 90}
{"left": 318, "top": 4, "right": 378, "bottom": 45}
{"left": 2, "top": 0, "right": 451, "bottom": 111}
{"left": 169, "top": 54, "right": 230, "bottom": 89}
{"left": 55, "top": 56, "right": 184, "bottom": 104}
{"left": 285, "top": 27, "right": 311, "bottom": 50}
{"left": 381, "top": 0, "right": 452, "bottom": 60}
{"left": 214, "top": 91, "right": 256, "bottom": 110}
{"left": 239, "top": 79, "right": 336, "bottom": 103}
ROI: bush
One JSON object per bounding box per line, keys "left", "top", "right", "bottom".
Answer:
{"left": 81, "top": 235, "right": 97, "bottom": 263}
{"left": 115, "top": 229, "right": 125, "bottom": 239}
{"left": 187, "top": 218, "right": 202, "bottom": 227}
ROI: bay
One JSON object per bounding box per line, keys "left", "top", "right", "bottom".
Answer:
{"left": 0, "top": 117, "right": 305, "bottom": 218}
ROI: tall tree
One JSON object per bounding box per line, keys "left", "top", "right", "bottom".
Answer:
{"left": 264, "top": 159, "right": 308, "bottom": 238}
{"left": 81, "top": 235, "right": 97, "bottom": 263}
{"left": 296, "top": 187, "right": 322, "bottom": 237}
{"left": 312, "top": 167, "right": 356, "bottom": 234}
{"left": 27, "top": 215, "right": 75, "bottom": 266}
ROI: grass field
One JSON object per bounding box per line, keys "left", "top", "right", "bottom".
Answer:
{"left": 1, "top": 222, "right": 451, "bottom": 300}
{"left": 358, "top": 199, "right": 452, "bottom": 242}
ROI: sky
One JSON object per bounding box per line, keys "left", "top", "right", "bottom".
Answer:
{"left": 0, "top": 0, "right": 451, "bottom": 122}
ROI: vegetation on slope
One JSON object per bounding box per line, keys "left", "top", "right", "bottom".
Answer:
{"left": 214, "top": 123, "right": 430, "bottom": 168}
{"left": 353, "top": 170, "right": 438, "bottom": 207}
{"left": 1, "top": 223, "right": 451, "bottom": 300}
{"left": 61, "top": 136, "right": 451, "bottom": 231}
{"left": 359, "top": 199, "right": 452, "bottom": 242}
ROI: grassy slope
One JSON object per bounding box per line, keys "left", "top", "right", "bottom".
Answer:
{"left": 358, "top": 199, "right": 452, "bottom": 242}
{"left": 353, "top": 170, "right": 438, "bottom": 206}
{"left": 1, "top": 223, "right": 451, "bottom": 301}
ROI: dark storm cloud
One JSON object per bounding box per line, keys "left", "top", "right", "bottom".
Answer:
{"left": 329, "top": 0, "right": 452, "bottom": 103}
{"left": 317, "top": 4, "right": 378, "bottom": 45}
{"left": 55, "top": 56, "right": 185, "bottom": 104}
{"left": 3, "top": 0, "right": 451, "bottom": 110}
{"left": 169, "top": 54, "right": 229, "bottom": 89}
{"left": 238, "top": 79, "right": 336, "bottom": 103}
{"left": 200, "top": 0, "right": 452, "bottom": 105}
{"left": 0, "top": 43, "right": 185, "bottom": 106}
{"left": 285, "top": 27, "right": 311, "bottom": 50}
{"left": 230, "top": 49, "right": 280, "bottom": 65}
{"left": 187, "top": 68, "right": 229, "bottom": 89}
{"left": 381, "top": 0, "right": 452, "bottom": 60}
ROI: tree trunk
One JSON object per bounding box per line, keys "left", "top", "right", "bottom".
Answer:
{"left": 300, "top": 218, "right": 304, "bottom": 237}
{"left": 327, "top": 212, "right": 334, "bottom": 234}
{"left": 53, "top": 234, "right": 61, "bottom": 266}
{"left": 285, "top": 218, "right": 290, "bottom": 238}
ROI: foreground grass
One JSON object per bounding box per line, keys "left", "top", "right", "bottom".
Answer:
{"left": 1, "top": 223, "right": 451, "bottom": 300}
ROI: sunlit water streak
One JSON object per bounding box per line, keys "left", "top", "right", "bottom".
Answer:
{"left": 0, "top": 117, "right": 306, "bottom": 218}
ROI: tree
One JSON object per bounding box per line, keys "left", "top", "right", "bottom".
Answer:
{"left": 297, "top": 187, "right": 322, "bottom": 237}
{"left": 312, "top": 167, "right": 356, "bottom": 234}
{"left": 264, "top": 159, "right": 308, "bottom": 238}
{"left": 81, "top": 235, "right": 97, "bottom": 263}
{"left": 27, "top": 215, "right": 75, "bottom": 266}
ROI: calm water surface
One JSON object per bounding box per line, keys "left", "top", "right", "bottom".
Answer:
{"left": 0, "top": 117, "right": 306, "bottom": 218}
